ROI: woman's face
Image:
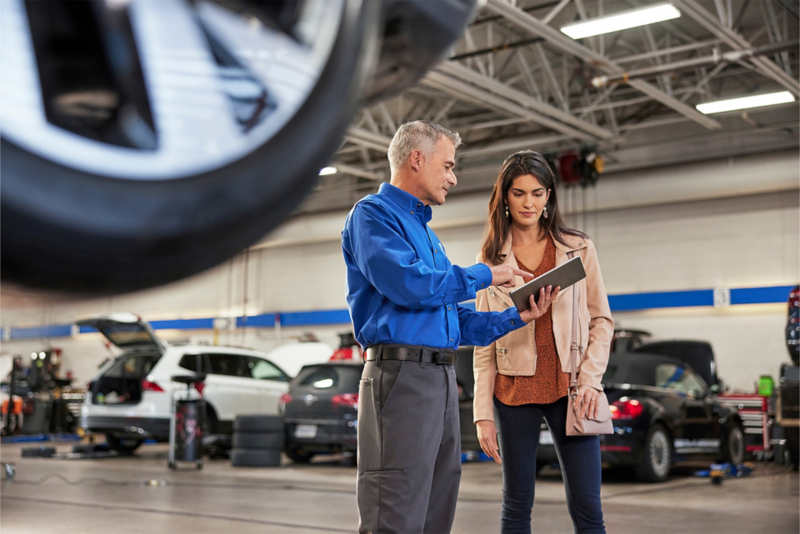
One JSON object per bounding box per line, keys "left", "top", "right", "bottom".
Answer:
{"left": 505, "top": 174, "right": 551, "bottom": 229}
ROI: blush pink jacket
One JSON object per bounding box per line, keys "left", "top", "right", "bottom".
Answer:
{"left": 473, "top": 233, "right": 614, "bottom": 423}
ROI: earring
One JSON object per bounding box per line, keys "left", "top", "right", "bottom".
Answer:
{"left": 504, "top": 204, "right": 509, "bottom": 218}
{"left": 542, "top": 206, "right": 549, "bottom": 219}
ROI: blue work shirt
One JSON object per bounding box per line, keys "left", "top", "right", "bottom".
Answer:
{"left": 342, "top": 183, "right": 524, "bottom": 350}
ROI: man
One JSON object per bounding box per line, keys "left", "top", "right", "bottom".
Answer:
{"left": 341, "top": 120, "right": 553, "bottom": 533}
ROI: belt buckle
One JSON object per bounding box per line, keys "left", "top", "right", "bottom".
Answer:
{"left": 432, "top": 350, "right": 452, "bottom": 365}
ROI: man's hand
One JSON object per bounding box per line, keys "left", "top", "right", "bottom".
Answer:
{"left": 476, "top": 420, "right": 501, "bottom": 464}
{"left": 518, "top": 285, "right": 560, "bottom": 324}
{"left": 489, "top": 264, "right": 534, "bottom": 288}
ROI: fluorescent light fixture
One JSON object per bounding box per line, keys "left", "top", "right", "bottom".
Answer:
{"left": 319, "top": 166, "right": 338, "bottom": 176}
{"left": 696, "top": 91, "right": 796, "bottom": 114}
{"left": 561, "top": 3, "right": 681, "bottom": 40}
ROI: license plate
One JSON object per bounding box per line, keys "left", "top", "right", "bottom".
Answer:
{"left": 539, "top": 430, "right": 553, "bottom": 445}
{"left": 295, "top": 424, "right": 317, "bottom": 439}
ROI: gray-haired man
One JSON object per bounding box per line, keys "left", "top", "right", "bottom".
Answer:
{"left": 342, "top": 120, "right": 540, "bottom": 533}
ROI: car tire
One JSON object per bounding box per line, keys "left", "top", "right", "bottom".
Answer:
{"left": 203, "top": 404, "right": 219, "bottom": 436}
{"left": 233, "top": 432, "right": 285, "bottom": 450}
{"left": 535, "top": 461, "right": 547, "bottom": 476}
{"left": 106, "top": 434, "right": 144, "bottom": 455}
{"left": 234, "top": 415, "right": 284, "bottom": 433}
{"left": 285, "top": 445, "right": 316, "bottom": 463}
{"left": 720, "top": 424, "right": 745, "bottom": 465}
{"left": 635, "top": 424, "right": 672, "bottom": 483}
{"left": 785, "top": 427, "right": 799, "bottom": 471}
{"left": 1, "top": 0, "right": 381, "bottom": 295}
{"left": 230, "top": 448, "right": 282, "bottom": 467}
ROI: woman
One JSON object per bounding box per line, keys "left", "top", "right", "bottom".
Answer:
{"left": 473, "top": 151, "right": 614, "bottom": 534}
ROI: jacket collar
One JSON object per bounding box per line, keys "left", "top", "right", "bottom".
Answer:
{"left": 378, "top": 183, "right": 433, "bottom": 224}
{"left": 498, "top": 231, "right": 587, "bottom": 262}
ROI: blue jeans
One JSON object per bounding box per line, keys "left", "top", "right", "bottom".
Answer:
{"left": 494, "top": 395, "right": 605, "bottom": 534}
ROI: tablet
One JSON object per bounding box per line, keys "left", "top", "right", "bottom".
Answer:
{"left": 510, "top": 255, "right": 586, "bottom": 312}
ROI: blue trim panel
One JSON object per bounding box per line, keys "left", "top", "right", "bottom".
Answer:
{"left": 11, "top": 324, "right": 72, "bottom": 340}
{"left": 236, "top": 314, "right": 276, "bottom": 328}
{"left": 150, "top": 318, "right": 214, "bottom": 330}
{"left": 730, "top": 285, "right": 796, "bottom": 305}
{"left": 280, "top": 310, "right": 351, "bottom": 327}
{"left": 5, "top": 285, "right": 795, "bottom": 339}
{"left": 609, "top": 289, "right": 714, "bottom": 312}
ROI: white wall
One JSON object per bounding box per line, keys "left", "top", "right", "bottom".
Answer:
{"left": 2, "top": 152, "right": 798, "bottom": 391}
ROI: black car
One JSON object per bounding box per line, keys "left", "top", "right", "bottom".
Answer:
{"left": 633, "top": 339, "right": 723, "bottom": 391}
{"left": 282, "top": 349, "right": 480, "bottom": 463}
{"left": 536, "top": 352, "right": 745, "bottom": 482}
{"left": 787, "top": 285, "right": 799, "bottom": 365}
{"left": 282, "top": 362, "right": 363, "bottom": 463}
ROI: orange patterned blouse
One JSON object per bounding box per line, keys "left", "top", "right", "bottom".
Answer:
{"left": 494, "top": 235, "right": 571, "bottom": 405}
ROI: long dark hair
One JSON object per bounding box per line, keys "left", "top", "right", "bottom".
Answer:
{"left": 481, "top": 150, "right": 586, "bottom": 266}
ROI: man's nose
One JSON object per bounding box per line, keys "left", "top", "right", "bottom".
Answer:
{"left": 449, "top": 172, "right": 457, "bottom": 186}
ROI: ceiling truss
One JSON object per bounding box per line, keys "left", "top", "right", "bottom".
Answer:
{"left": 314, "top": 0, "right": 799, "bottom": 206}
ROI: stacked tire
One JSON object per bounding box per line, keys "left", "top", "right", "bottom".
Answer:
{"left": 230, "top": 415, "right": 284, "bottom": 467}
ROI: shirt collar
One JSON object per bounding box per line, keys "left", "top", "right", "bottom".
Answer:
{"left": 378, "top": 183, "right": 433, "bottom": 224}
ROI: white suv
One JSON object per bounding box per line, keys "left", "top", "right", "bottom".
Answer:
{"left": 79, "top": 313, "right": 290, "bottom": 453}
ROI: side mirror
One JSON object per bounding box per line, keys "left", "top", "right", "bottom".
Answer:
{"left": 709, "top": 384, "right": 721, "bottom": 395}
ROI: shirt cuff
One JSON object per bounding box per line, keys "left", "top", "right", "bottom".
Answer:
{"left": 499, "top": 307, "right": 525, "bottom": 332}
{"left": 466, "top": 263, "right": 493, "bottom": 291}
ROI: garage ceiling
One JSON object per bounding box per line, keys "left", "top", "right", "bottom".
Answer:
{"left": 301, "top": 0, "right": 799, "bottom": 214}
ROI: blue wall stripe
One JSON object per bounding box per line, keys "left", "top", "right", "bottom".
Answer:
{"left": 609, "top": 289, "right": 714, "bottom": 312}
{"left": 5, "top": 285, "right": 795, "bottom": 339}
{"left": 280, "top": 310, "right": 352, "bottom": 327}
{"left": 11, "top": 324, "right": 72, "bottom": 340}
{"left": 150, "top": 318, "right": 215, "bottom": 330}
{"left": 236, "top": 314, "right": 276, "bottom": 328}
{"left": 730, "top": 285, "right": 796, "bottom": 305}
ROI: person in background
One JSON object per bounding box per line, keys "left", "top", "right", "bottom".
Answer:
{"left": 473, "top": 151, "right": 614, "bottom": 534}
{"left": 341, "top": 121, "right": 551, "bottom": 533}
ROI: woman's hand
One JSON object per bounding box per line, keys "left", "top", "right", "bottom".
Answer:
{"left": 574, "top": 385, "right": 601, "bottom": 419}
{"left": 476, "top": 420, "right": 501, "bottom": 464}
{"left": 519, "top": 285, "right": 560, "bottom": 324}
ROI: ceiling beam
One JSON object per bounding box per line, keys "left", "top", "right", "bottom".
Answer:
{"left": 330, "top": 163, "right": 385, "bottom": 181}
{"left": 672, "top": 0, "right": 800, "bottom": 96}
{"left": 344, "top": 127, "right": 392, "bottom": 153}
{"left": 436, "top": 61, "right": 617, "bottom": 140}
{"left": 422, "top": 71, "right": 598, "bottom": 141}
{"left": 458, "top": 133, "right": 570, "bottom": 158}
{"left": 484, "top": 0, "right": 723, "bottom": 130}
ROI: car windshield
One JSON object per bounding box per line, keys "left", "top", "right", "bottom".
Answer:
{"left": 293, "top": 365, "right": 362, "bottom": 391}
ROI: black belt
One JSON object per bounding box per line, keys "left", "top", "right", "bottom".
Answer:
{"left": 366, "top": 344, "right": 457, "bottom": 366}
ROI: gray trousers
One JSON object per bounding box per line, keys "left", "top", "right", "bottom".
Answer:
{"left": 357, "top": 359, "right": 461, "bottom": 534}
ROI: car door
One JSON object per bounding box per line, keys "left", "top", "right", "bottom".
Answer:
{"left": 656, "top": 363, "right": 717, "bottom": 454}
{"left": 203, "top": 352, "right": 260, "bottom": 420}
{"left": 245, "top": 356, "right": 290, "bottom": 414}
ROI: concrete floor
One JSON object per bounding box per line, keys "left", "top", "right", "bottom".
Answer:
{"left": 1, "top": 441, "right": 797, "bottom": 533}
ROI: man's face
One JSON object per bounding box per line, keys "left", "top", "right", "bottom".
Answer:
{"left": 416, "top": 138, "right": 457, "bottom": 206}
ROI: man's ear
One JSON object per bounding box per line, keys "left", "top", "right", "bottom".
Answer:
{"left": 409, "top": 149, "right": 422, "bottom": 172}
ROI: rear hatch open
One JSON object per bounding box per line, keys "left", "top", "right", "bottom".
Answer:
{"left": 78, "top": 313, "right": 166, "bottom": 405}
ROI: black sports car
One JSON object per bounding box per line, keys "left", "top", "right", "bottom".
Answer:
{"left": 536, "top": 352, "right": 745, "bottom": 482}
